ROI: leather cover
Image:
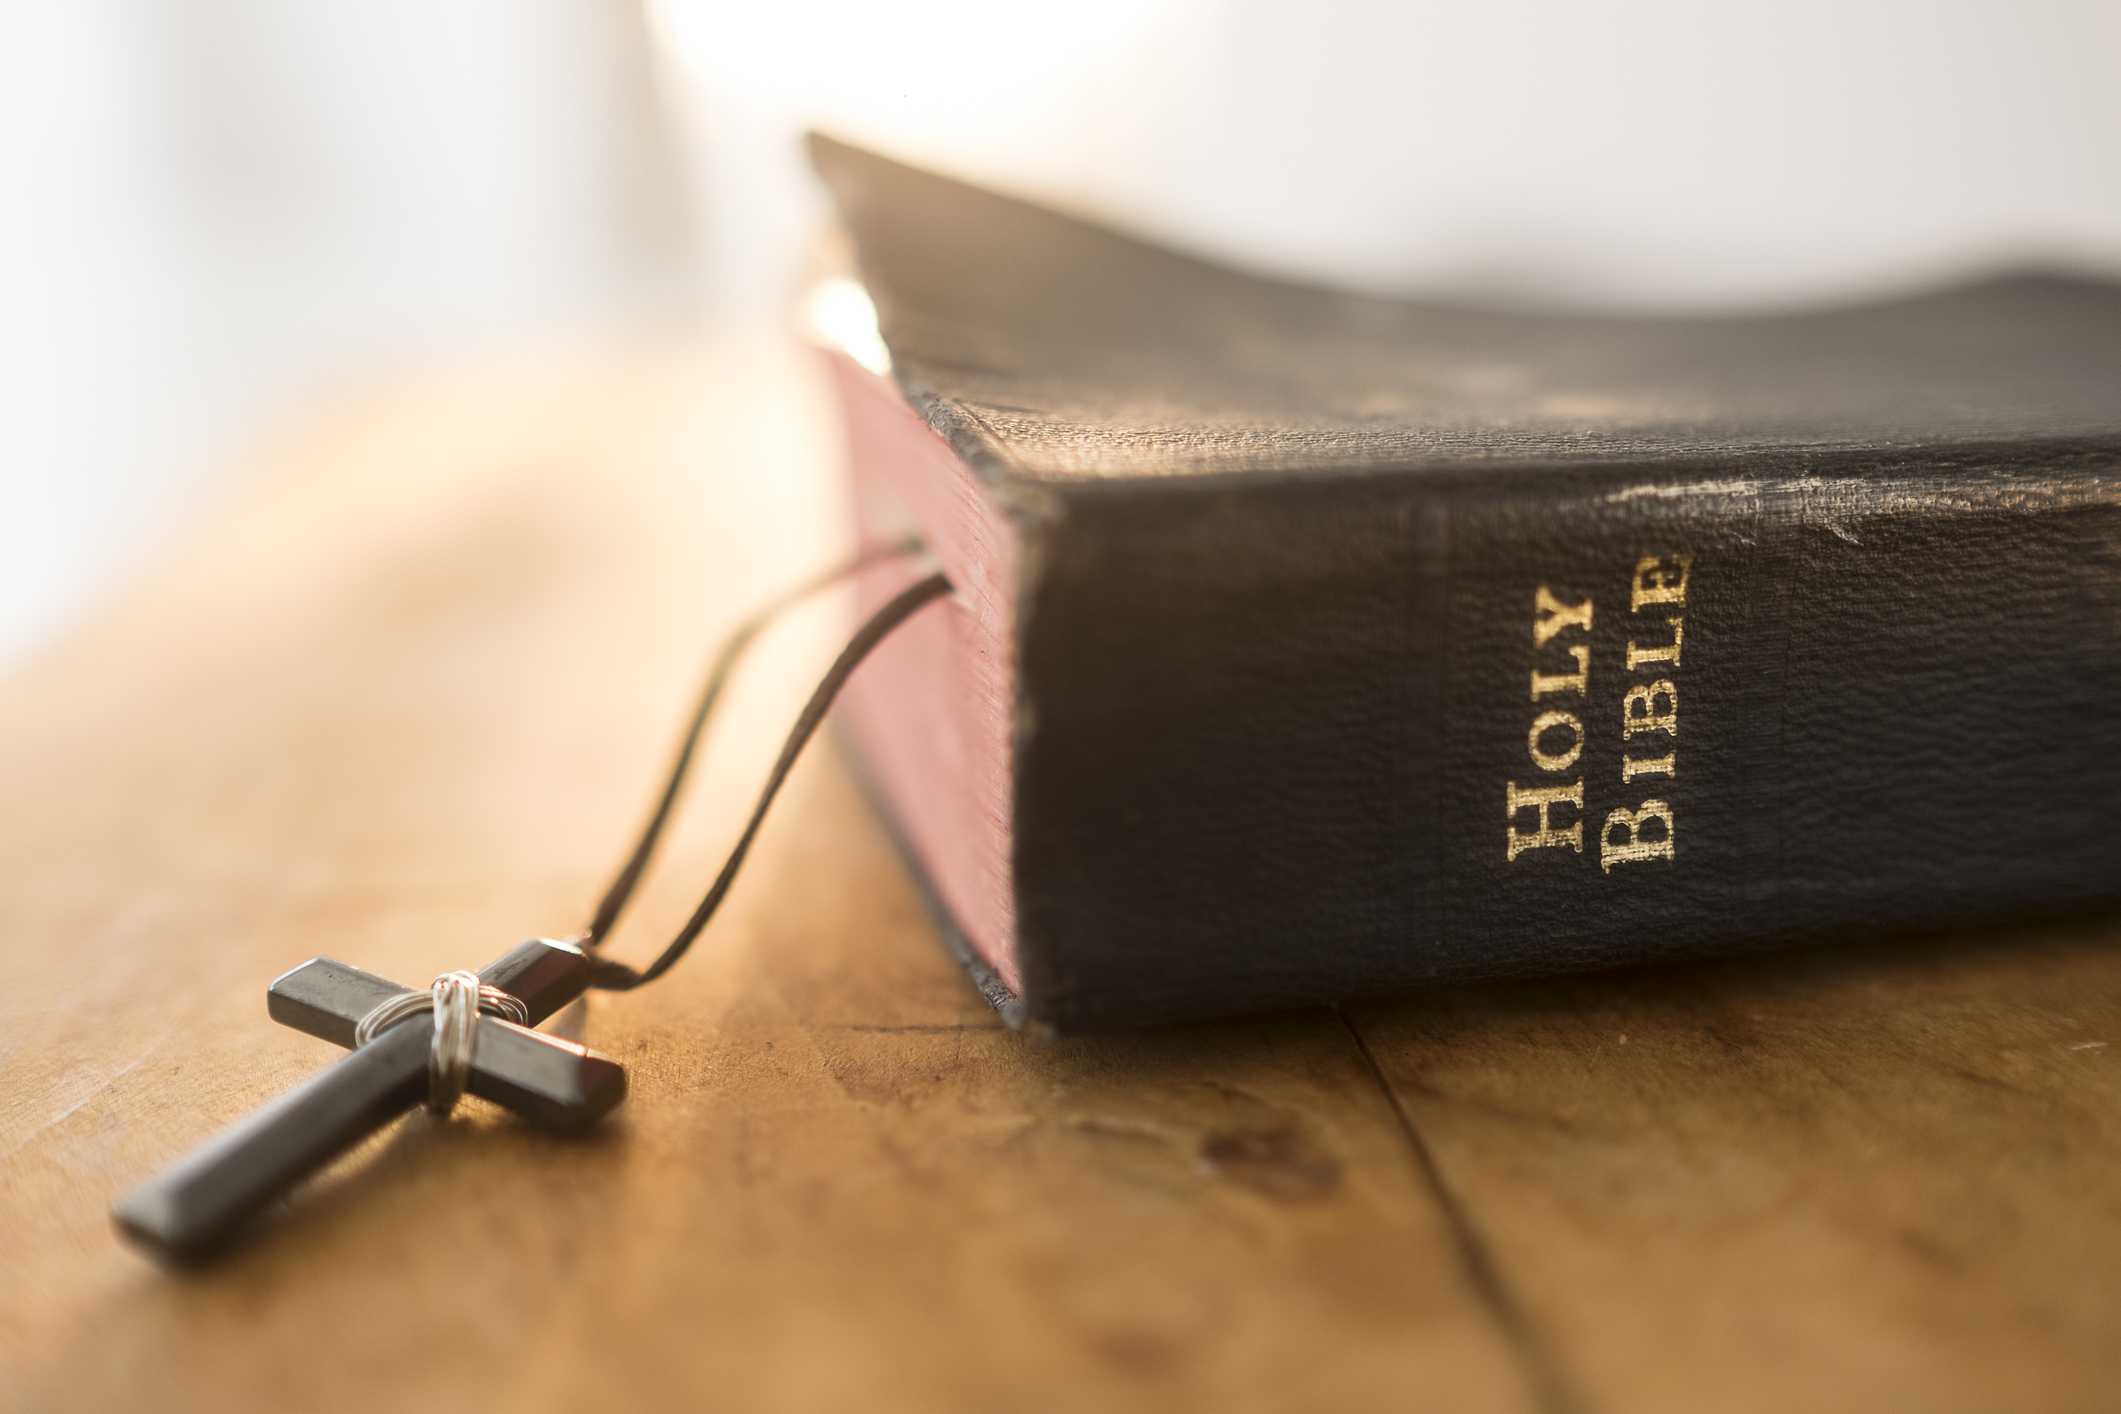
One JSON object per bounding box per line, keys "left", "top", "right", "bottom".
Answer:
{"left": 811, "top": 135, "right": 2121, "bottom": 1033}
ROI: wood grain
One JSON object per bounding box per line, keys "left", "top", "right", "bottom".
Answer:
{"left": 1357, "top": 921, "right": 2121, "bottom": 1414}
{"left": 2, "top": 338, "right": 2114, "bottom": 1413}
{"left": 0, "top": 342, "right": 1528, "bottom": 1414}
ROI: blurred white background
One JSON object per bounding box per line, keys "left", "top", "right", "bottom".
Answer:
{"left": 0, "top": 0, "right": 689, "bottom": 673}
{"left": 4, "top": 0, "right": 2118, "bottom": 673}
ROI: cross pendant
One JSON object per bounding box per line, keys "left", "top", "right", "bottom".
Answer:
{"left": 113, "top": 939, "right": 626, "bottom": 1261}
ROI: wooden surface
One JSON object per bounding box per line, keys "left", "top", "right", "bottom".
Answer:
{"left": 2, "top": 338, "right": 2117, "bottom": 1413}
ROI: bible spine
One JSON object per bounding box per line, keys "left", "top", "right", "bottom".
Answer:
{"left": 1004, "top": 450, "right": 2121, "bottom": 1029}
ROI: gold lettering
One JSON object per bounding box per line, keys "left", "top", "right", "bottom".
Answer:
{"left": 1533, "top": 586, "right": 1594, "bottom": 646}
{"left": 1629, "top": 554, "right": 1692, "bottom": 611}
{"left": 1506, "top": 780, "right": 1584, "bottom": 860}
{"left": 1527, "top": 711, "right": 1584, "bottom": 772}
{"left": 1625, "top": 616, "right": 1683, "bottom": 670}
{"left": 1601, "top": 800, "right": 1675, "bottom": 871}
{"left": 1530, "top": 644, "right": 1590, "bottom": 699}
{"left": 1621, "top": 752, "right": 1675, "bottom": 781}
{"left": 1622, "top": 680, "right": 1678, "bottom": 738}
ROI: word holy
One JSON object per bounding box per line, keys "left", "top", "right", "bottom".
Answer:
{"left": 1505, "top": 554, "right": 1692, "bottom": 871}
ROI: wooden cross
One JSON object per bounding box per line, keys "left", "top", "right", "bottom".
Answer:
{"left": 114, "top": 939, "right": 625, "bottom": 1262}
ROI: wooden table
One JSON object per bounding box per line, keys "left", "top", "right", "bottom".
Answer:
{"left": 3, "top": 339, "right": 2117, "bottom": 1413}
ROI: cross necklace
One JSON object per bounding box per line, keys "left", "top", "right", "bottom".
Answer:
{"left": 114, "top": 556, "right": 948, "bottom": 1261}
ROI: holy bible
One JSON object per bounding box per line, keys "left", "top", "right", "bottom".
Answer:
{"left": 810, "top": 136, "right": 2121, "bottom": 1034}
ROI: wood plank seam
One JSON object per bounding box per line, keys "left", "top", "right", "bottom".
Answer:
{"left": 1338, "top": 1006, "right": 1586, "bottom": 1414}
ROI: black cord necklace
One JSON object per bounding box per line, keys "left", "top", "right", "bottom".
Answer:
{"left": 112, "top": 546, "right": 950, "bottom": 1262}
{"left": 582, "top": 548, "right": 946, "bottom": 990}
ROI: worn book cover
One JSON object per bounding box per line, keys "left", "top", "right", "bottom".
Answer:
{"left": 809, "top": 135, "right": 2121, "bottom": 1033}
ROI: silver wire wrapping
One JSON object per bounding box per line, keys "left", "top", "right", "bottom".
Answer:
{"left": 352, "top": 974, "right": 530, "bottom": 1115}
{"left": 424, "top": 971, "right": 480, "bottom": 1114}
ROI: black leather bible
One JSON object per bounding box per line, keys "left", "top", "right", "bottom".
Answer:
{"left": 811, "top": 135, "right": 2121, "bottom": 1034}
